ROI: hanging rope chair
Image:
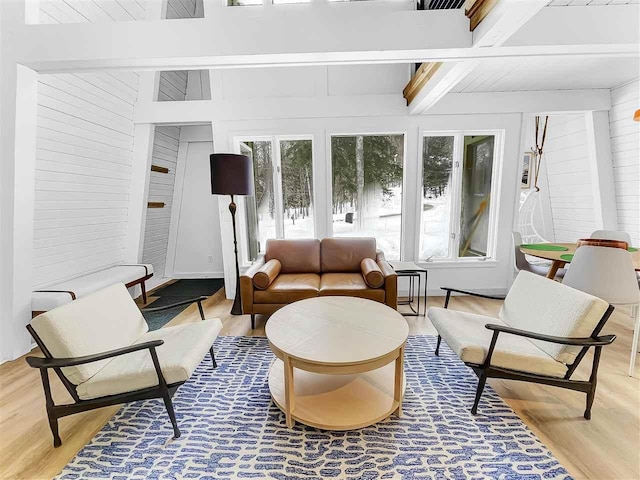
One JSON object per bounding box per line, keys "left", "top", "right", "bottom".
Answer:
{"left": 516, "top": 115, "right": 551, "bottom": 244}
{"left": 518, "top": 188, "right": 551, "bottom": 244}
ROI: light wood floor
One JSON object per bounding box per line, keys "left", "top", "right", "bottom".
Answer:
{"left": 1, "top": 291, "right": 638, "bottom": 480}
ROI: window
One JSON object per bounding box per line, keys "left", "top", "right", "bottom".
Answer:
{"left": 228, "top": 0, "right": 262, "bottom": 5}
{"left": 241, "top": 137, "right": 314, "bottom": 254}
{"left": 460, "top": 135, "right": 495, "bottom": 257}
{"left": 419, "top": 133, "right": 497, "bottom": 262}
{"left": 228, "top": 0, "right": 310, "bottom": 4}
{"left": 419, "top": 136, "right": 454, "bottom": 260}
{"left": 331, "top": 134, "right": 404, "bottom": 260}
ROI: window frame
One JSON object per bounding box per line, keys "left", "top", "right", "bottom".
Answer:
{"left": 233, "top": 134, "right": 316, "bottom": 260}
{"left": 327, "top": 130, "right": 408, "bottom": 260}
{"left": 415, "top": 129, "right": 502, "bottom": 264}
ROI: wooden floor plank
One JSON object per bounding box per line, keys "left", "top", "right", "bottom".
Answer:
{"left": 0, "top": 293, "right": 638, "bottom": 479}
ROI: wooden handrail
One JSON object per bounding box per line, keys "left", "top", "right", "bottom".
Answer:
{"left": 148, "top": 202, "right": 165, "bottom": 208}
{"left": 151, "top": 165, "right": 169, "bottom": 174}
{"left": 465, "top": 0, "right": 499, "bottom": 31}
{"left": 402, "top": 62, "right": 442, "bottom": 105}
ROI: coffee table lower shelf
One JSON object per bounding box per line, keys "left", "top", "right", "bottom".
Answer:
{"left": 268, "top": 359, "right": 406, "bottom": 431}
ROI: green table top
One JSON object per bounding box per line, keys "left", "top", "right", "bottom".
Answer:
{"left": 520, "top": 244, "right": 569, "bottom": 252}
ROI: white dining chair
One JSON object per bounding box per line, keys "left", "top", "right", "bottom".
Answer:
{"left": 590, "top": 230, "right": 632, "bottom": 245}
{"left": 512, "top": 232, "right": 565, "bottom": 279}
{"left": 562, "top": 246, "right": 640, "bottom": 376}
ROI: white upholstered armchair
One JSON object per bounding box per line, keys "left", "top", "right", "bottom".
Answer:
{"left": 26, "top": 283, "right": 222, "bottom": 447}
{"left": 428, "top": 271, "right": 615, "bottom": 419}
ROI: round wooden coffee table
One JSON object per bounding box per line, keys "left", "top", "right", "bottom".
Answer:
{"left": 265, "top": 296, "right": 409, "bottom": 430}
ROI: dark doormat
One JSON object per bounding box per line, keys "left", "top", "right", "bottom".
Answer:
{"left": 143, "top": 279, "right": 224, "bottom": 331}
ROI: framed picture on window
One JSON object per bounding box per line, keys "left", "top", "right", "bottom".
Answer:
{"left": 521, "top": 152, "right": 535, "bottom": 189}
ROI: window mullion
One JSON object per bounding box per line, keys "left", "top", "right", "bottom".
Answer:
{"left": 273, "top": 138, "right": 285, "bottom": 239}
{"left": 451, "top": 133, "right": 464, "bottom": 260}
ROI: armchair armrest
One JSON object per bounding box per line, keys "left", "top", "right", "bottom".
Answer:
{"left": 441, "top": 287, "right": 505, "bottom": 308}
{"left": 26, "top": 340, "right": 164, "bottom": 369}
{"left": 377, "top": 260, "right": 398, "bottom": 309}
{"left": 484, "top": 324, "right": 616, "bottom": 347}
{"left": 241, "top": 255, "right": 266, "bottom": 280}
{"left": 141, "top": 296, "right": 208, "bottom": 313}
{"left": 142, "top": 296, "right": 208, "bottom": 320}
{"left": 240, "top": 255, "right": 265, "bottom": 314}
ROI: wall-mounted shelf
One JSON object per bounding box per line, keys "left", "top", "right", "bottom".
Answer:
{"left": 148, "top": 202, "right": 165, "bottom": 209}
{"left": 151, "top": 165, "right": 169, "bottom": 174}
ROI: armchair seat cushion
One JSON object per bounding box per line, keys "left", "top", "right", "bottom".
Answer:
{"left": 254, "top": 273, "right": 320, "bottom": 304}
{"left": 76, "top": 318, "right": 222, "bottom": 400}
{"left": 319, "top": 273, "right": 385, "bottom": 303}
{"left": 428, "top": 307, "right": 567, "bottom": 378}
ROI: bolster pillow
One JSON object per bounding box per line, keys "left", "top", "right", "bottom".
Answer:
{"left": 361, "top": 258, "right": 385, "bottom": 288}
{"left": 253, "top": 259, "right": 281, "bottom": 290}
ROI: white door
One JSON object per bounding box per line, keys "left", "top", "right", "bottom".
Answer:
{"left": 171, "top": 141, "right": 224, "bottom": 277}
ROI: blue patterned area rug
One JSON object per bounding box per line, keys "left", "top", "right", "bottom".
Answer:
{"left": 58, "top": 336, "right": 570, "bottom": 480}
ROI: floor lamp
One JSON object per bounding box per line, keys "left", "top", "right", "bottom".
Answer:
{"left": 209, "top": 153, "right": 254, "bottom": 315}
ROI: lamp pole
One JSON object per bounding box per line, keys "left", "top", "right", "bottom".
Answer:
{"left": 229, "top": 194, "right": 243, "bottom": 315}
{"left": 209, "top": 153, "right": 254, "bottom": 317}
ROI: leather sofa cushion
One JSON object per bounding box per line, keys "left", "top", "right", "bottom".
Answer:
{"left": 361, "top": 258, "right": 384, "bottom": 288}
{"left": 254, "top": 273, "right": 320, "bottom": 304}
{"left": 321, "top": 237, "right": 377, "bottom": 273}
{"left": 319, "top": 273, "right": 385, "bottom": 302}
{"left": 253, "top": 259, "right": 281, "bottom": 290}
{"left": 266, "top": 239, "right": 321, "bottom": 273}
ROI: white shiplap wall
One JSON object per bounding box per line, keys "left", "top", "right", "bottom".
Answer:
{"left": 33, "top": 72, "right": 140, "bottom": 287}
{"left": 609, "top": 80, "right": 640, "bottom": 244}
{"left": 166, "top": 0, "right": 201, "bottom": 18}
{"left": 140, "top": 0, "right": 202, "bottom": 280}
{"left": 33, "top": 1, "right": 144, "bottom": 287}
{"left": 158, "top": 71, "right": 188, "bottom": 102}
{"left": 39, "top": 0, "right": 146, "bottom": 23}
{"left": 141, "top": 126, "right": 181, "bottom": 278}
{"left": 542, "top": 114, "right": 597, "bottom": 242}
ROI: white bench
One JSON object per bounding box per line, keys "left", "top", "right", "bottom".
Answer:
{"left": 32, "top": 264, "right": 153, "bottom": 315}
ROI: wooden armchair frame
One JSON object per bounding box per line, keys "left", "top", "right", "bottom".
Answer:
{"left": 26, "top": 296, "right": 215, "bottom": 447}
{"left": 435, "top": 287, "right": 615, "bottom": 419}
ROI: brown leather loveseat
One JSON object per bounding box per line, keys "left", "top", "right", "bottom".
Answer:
{"left": 241, "top": 237, "right": 397, "bottom": 329}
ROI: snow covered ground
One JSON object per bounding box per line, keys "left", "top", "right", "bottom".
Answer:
{"left": 254, "top": 188, "right": 454, "bottom": 262}
{"left": 419, "top": 192, "right": 452, "bottom": 260}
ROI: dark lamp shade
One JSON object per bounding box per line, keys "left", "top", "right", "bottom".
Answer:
{"left": 209, "top": 153, "right": 254, "bottom": 196}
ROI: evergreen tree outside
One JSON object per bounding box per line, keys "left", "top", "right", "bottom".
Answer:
{"left": 420, "top": 136, "right": 454, "bottom": 260}
{"left": 331, "top": 134, "right": 404, "bottom": 259}
{"left": 422, "top": 136, "right": 453, "bottom": 199}
{"left": 280, "top": 139, "right": 314, "bottom": 237}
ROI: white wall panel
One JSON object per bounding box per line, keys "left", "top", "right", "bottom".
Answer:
{"left": 609, "top": 80, "right": 640, "bottom": 244}
{"left": 33, "top": 0, "right": 145, "bottom": 289}
{"left": 33, "top": 71, "right": 139, "bottom": 287}
{"left": 540, "top": 114, "right": 597, "bottom": 242}
{"left": 39, "top": 0, "right": 146, "bottom": 23}
{"left": 327, "top": 65, "right": 410, "bottom": 96}
{"left": 141, "top": 126, "right": 180, "bottom": 278}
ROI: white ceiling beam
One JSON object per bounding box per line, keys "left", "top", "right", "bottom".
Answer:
{"left": 134, "top": 89, "right": 611, "bottom": 124}
{"left": 12, "top": 9, "right": 471, "bottom": 72}
{"left": 10, "top": 3, "right": 639, "bottom": 74}
{"left": 408, "top": 0, "right": 548, "bottom": 114}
